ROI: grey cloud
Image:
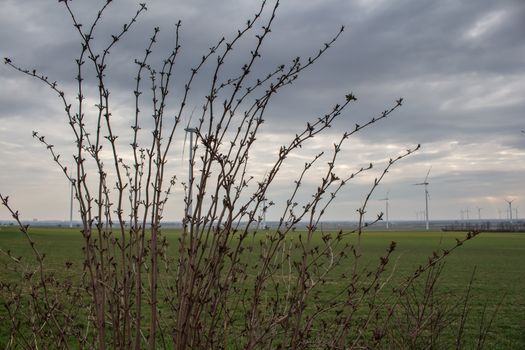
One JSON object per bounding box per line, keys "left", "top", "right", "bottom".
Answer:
{"left": 1, "top": 0, "right": 523, "bottom": 220}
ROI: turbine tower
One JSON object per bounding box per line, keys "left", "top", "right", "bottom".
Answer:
{"left": 69, "top": 171, "right": 74, "bottom": 228}
{"left": 380, "top": 191, "right": 390, "bottom": 229}
{"left": 183, "top": 127, "right": 197, "bottom": 219}
{"left": 505, "top": 199, "right": 514, "bottom": 223}
{"left": 414, "top": 167, "right": 431, "bottom": 230}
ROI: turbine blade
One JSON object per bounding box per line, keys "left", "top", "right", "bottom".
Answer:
{"left": 186, "top": 106, "right": 196, "bottom": 129}
{"left": 424, "top": 166, "right": 432, "bottom": 183}
{"left": 181, "top": 130, "right": 188, "bottom": 164}
{"left": 181, "top": 107, "right": 197, "bottom": 164}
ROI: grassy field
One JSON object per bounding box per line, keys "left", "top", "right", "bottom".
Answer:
{"left": 0, "top": 226, "right": 524, "bottom": 348}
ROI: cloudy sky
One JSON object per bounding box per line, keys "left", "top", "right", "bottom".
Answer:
{"left": 1, "top": 0, "right": 524, "bottom": 223}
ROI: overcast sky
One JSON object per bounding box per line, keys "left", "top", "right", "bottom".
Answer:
{"left": 1, "top": 0, "right": 524, "bottom": 223}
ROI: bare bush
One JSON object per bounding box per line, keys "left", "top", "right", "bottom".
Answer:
{"left": 1, "top": 1, "right": 483, "bottom": 349}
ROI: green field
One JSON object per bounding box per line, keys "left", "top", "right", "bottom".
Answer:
{"left": 0, "top": 226, "right": 524, "bottom": 348}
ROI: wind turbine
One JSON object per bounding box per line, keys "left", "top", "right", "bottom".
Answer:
{"left": 259, "top": 171, "right": 268, "bottom": 230}
{"left": 262, "top": 198, "right": 267, "bottom": 230}
{"left": 414, "top": 167, "right": 431, "bottom": 230}
{"left": 477, "top": 206, "right": 482, "bottom": 220}
{"left": 505, "top": 199, "right": 514, "bottom": 223}
{"left": 380, "top": 191, "right": 390, "bottom": 229}
{"left": 182, "top": 108, "right": 197, "bottom": 219}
